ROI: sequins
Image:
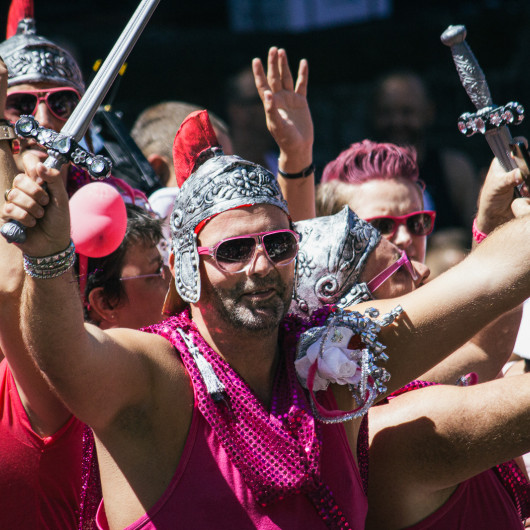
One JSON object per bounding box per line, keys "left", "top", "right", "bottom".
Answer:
{"left": 143, "top": 307, "right": 352, "bottom": 529}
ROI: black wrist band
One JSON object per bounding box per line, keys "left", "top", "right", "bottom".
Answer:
{"left": 277, "top": 162, "right": 315, "bottom": 180}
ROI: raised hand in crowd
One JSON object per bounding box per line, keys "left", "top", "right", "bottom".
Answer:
{"left": 253, "top": 47, "right": 315, "bottom": 220}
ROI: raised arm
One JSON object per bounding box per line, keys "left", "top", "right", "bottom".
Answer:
{"left": 354, "top": 205, "right": 530, "bottom": 395}
{"left": 5, "top": 161, "right": 181, "bottom": 432}
{"left": 0, "top": 59, "right": 73, "bottom": 436}
{"left": 368, "top": 373, "right": 530, "bottom": 528}
{"left": 253, "top": 47, "right": 315, "bottom": 221}
{"left": 421, "top": 157, "right": 526, "bottom": 384}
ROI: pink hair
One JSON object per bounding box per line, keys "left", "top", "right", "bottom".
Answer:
{"left": 321, "top": 140, "right": 420, "bottom": 185}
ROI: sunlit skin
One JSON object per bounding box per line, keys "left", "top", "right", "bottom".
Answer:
{"left": 6, "top": 82, "right": 72, "bottom": 184}
{"left": 344, "top": 177, "right": 427, "bottom": 263}
{"left": 107, "top": 241, "right": 169, "bottom": 330}
{"left": 167, "top": 204, "right": 295, "bottom": 405}
{"left": 190, "top": 204, "right": 295, "bottom": 338}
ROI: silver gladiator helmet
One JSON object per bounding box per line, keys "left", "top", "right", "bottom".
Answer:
{"left": 291, "top": 206, "right": 381, "bottom": 316}
{"left": 168, "top": 110, "right": 289, "bottom": 304}
{"left": 0, "top": 17, "right": 84, "bottom": 93}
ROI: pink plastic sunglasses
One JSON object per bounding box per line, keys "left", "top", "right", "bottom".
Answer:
{"left": 197, "top": 229, "right": 299, "bottom": 273}
{"left": 365, "top": 210, "right": 436, "bottom": 238}
{"left": 6, "top": 86, "right": 81, "bottom": 122}
{"left": 367, "top": 249, "right": 418, "bottom": 293}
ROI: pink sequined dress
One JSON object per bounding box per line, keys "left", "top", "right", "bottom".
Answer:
{"left": 96, "top": 309, "right": 369, "bottom": 529}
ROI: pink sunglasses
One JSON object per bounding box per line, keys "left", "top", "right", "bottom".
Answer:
{"left": 5, "top": 86, "right": 81, "bottom": 122}
{"left": 367, "top": 249, "right": 418, "bottom": 293}
{"left": 197, "top": 229, "right": 299, "bottom": 273}
{"left": 365, "top": 210, "right": 436, "bottom": 238}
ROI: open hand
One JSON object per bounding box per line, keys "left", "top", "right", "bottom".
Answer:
{"left": 252, "top": 47, "right": 313, "bottom": 173}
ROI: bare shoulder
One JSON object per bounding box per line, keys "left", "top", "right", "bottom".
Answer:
{"left": 366, "top": 394, "right": 458, "bottom": 529}
{"left": 81, "top": 325, "right": 192, "bottom": 433}
{"left": 104, "top": 326, "right": 191, "bottom": 387}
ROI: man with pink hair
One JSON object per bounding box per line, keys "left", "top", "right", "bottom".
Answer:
{"left": 318, "top": 139, "right": 430, "bottom": 263}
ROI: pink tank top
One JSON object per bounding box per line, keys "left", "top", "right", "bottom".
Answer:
{"left": 96, "top": 388, "right": 367, "bottom": 530}
{"left": 0, "top": 359, "right": 85, "bottom": 529}
{"left": 391, "top": 380, "right": 528, "bottom": 529}
{"left": 406, "top": 469, "right": 523, "bottom": 529}
{"left": 96, "top": 311, "right": 368, "bottom": 529}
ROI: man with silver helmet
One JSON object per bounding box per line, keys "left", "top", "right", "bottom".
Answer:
{"left": 254, "top": 48, "right": 530, "bottom": 528}
{"left": 6, "top": 60, "right": 530, "bottom": 529}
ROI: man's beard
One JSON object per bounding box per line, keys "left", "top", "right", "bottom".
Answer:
{"left": 205, "top": 270, "right": 293, "bottom": 335}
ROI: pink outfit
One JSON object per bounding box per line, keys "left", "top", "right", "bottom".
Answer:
{"left": 96, "top": 310, "right": 368, "bottom": 529}
{"left": 0, "top": 359, "right": 85, "bottom": 529}
{"left": 390, "top": 380, "right": 529, "bottom": 529}
{"left": 407, "top": 469, "right": 523, "bottom": 529}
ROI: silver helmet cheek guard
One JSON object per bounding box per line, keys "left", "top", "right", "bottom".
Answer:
{"left": 170, "top": 155, "right": 289, "bottom": 304}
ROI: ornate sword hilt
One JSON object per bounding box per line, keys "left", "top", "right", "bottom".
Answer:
{"left": 0, "top": 117, "right": 112, "bottom": 244}
{"left": 441, "top": 24, "right": 523, "bottom": 178}
{"left": 457, "top": 101, "right": 524, "bottom": 137}
{"left": 15, "top": 115, "right": 112, "bottom": 180}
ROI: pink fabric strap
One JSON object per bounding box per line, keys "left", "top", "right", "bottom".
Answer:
{"left": 472, "top": 218, "right": 488, "bottom": 244}
{"left": 307, "top": 361, "right": 371, "bottom": 420}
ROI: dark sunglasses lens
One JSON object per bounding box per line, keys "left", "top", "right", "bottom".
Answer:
{"left": 6, "top": 93, "right": 37, "bottom": 116}
{"left": 216, "top": 237, "right": 256, "bottom": 270}
{"left": 407, "top": 213, "right": 433, "bottom": 236}
{"left": 369, "top": 218, "right": 396, "bottom": 235}
{"left": 263, "top": 232, "right": 298, "bottom": 264}
{"left": 48, "top": 90, "right": 79, "bottom": 119}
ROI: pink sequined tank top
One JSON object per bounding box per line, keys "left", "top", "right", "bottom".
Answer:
{"left": 96, "top": 310, "right": 368, "bottom": 529}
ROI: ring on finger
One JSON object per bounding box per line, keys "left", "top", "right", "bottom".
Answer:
{"left": 4, "top": 187, "right": 13, "bottom": 202}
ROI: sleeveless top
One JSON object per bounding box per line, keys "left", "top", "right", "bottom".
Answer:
{"left": 407, "top": 469, "right": 523, "bottom": 529}
{"left": 0, "top": 359, "right": 85, "bottom": 529}
{"left": 96, "top": 310, "right": 369, "bottom": 529}
{"left": 391, "top": 380, "right": 529, "bottom": 529}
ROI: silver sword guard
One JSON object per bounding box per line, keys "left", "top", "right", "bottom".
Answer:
{"left": 15, "top": 115, "right": 112, "bottom": 180}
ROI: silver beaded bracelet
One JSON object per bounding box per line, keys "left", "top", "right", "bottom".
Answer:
{"left": 23, "top": 240, "right": 76, "bottom": 279}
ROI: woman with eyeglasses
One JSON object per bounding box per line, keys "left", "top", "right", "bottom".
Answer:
{"left": 83, "top": 205, "right": 169, "bottom": 331}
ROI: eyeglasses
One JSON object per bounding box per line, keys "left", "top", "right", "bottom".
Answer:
{"left": 119, "top": 264, "right": 169, "bottom": 282}
{"left": 197, "top": 229, "right": 299, "bottom": 273}
{"left": 365, "top": 210, "right": 436, "bottom": 238}
{"left": 5, "top": 87, "right": 81, "bottom": 121}
{"left": 367, "top": 249, "right": 418, "bottom": 293}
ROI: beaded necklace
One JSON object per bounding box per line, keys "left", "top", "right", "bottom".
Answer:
{"left": 146, "top": 307, "right": 354, "bottom": 529}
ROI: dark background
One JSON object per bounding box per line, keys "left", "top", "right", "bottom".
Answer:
{"left": 3, "top": 0, "right": 530, "bottom": 174}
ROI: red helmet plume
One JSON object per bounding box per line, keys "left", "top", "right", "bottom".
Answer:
{"left": 172, "top": 110, "right": 220, "bottom": 188}
{"left": 7, "top": 0, "right": 34, "bottom": 39}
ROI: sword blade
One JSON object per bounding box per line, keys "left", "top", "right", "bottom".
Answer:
{"left": 485, "top": 128, "right": 518, "bottom": 173}
{"left": 62, "top": 0, "right": 161, "bottom": 143}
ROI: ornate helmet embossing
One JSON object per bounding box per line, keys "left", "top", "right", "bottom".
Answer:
{"left": 0, "top": 0, "right": 85, "bottom": 93}
{"left": 165, "top": 110, "right": 289, "bottom": 307}
{"left": 291, "top": 206, "right": 381, "bottom": 316}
